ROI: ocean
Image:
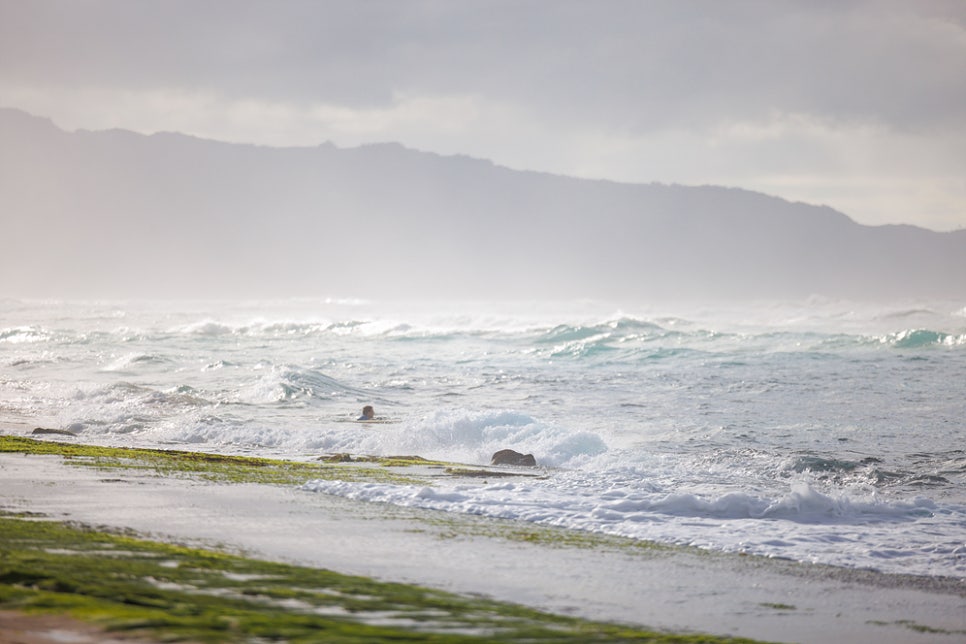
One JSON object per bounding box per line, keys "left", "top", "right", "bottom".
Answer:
{"left": 2, "top": 297, "right": 964, "bottom": 579}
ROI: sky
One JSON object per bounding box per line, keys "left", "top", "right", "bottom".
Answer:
{"left": 1, "top": 0, "right": 964, "bottom": 232}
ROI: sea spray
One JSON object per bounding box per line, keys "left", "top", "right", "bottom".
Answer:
{"left": 3, "top": 297, "right": 965, "bottom": 577}
{"left": 306, "top": 409, "right": 608, "bottom": 468}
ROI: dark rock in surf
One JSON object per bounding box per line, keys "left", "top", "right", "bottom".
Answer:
{"left": 490, "top": 449, "right": 537, "bottom": 467}
{"left": 321, "top": 453, "right": 353, "bottom": 462}
{"left": 32, "top": 427, "right": 77, "bottom": 437}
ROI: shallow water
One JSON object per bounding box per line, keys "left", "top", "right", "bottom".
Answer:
{"left": 2, "top": 297, "right": 965, "bottom": 577}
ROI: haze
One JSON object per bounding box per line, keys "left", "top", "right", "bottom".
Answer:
{"left": 2, "top": 0, "right": 965, "bottom": 233}
{"left": 2, "top": 107, "right": 965, "bottom": 301}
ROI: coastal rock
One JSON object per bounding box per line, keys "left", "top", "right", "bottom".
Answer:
{"left": 490, "top": 449, "right": 536, "bottom": 467}
{"left": 31, "top": 427, "right": 77, "bottom": 437}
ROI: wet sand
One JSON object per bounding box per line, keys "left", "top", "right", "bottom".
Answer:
{"left": 1, "top": 453, "right": 963, "bottom": 643}
{"left": 0, "top": 610, "right": 158, "bottom": 644}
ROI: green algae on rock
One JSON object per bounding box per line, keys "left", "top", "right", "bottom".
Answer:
{"left": 0, "top": 435, "right": 428, "bottom": 486}
{"left": 0, "top": 514, "right": 763, "bottom": 643}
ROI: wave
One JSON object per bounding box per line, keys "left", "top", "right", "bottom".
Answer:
{"left": 524, "top": 317, "right": 961, "bottom": 361}
{"left": 61, "top": 406, "right": 610, "bottom": 462}
{"left": 0, "top": 326, "right": 54, "bottom": 344}
{"left": 529, "top": 317, "right": 721, "bottom": 361}
{"left": 175, "top": 320, "right": 239, "bottom": 336}
{"left": 149, "top": 313, "right": 747, "bottom": 366}
{"left": 301, "top": 478, "right": 938, "bottom": 536}
{"left": 881, "top": 328, "right": 966, "bottom": 348}
{"left": 30, "top": 309, "right": 966, "bottom": 356}
{"left": 171, "top": 319, "right": 330, "bottom": 337}
{"left": 236, "top": 366, "right": 372, "bottom": 406}
{"left": 159, "top": 313, "right": 680, "bottom": 344}
{"left": 602, "top": 482, "right": 937, "bottom": 523}
{"left": 62, "top": 381, "right": 216, "bottom": 435}
{"left": 718, "top": 327, "right": 966, "bottom": 351}
{"left": 305, "top": 409, "right": 609, "bottom": 468}
{"left": 536, "top": 317, "right": 666, "bottom": 344}
{"left": 101, "top": 352, "right": 172, "bottom": 372}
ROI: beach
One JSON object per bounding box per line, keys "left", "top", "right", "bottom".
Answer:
{"left": 1, "top": 448, "right": 963, "bottom": 644}
{"left": 4, "top": 3, "right": 966, "bottom": 640}
{"left": 2, "top": 299, "right": 965, "bottom": 641}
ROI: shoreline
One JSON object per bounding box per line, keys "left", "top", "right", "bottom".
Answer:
{"left": 1, "top": 442, "right": 964, "bottom": 643}
{"left": 0, "top": 609, "right": 157, "bottom": 644}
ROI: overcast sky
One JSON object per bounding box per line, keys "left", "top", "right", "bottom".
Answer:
{"left": 1, "top": 0, "right": 964, "bottom": 231}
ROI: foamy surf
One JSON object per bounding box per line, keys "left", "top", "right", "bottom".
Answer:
{"left": 3, "top": 297, "right": 965, "bottom": 579}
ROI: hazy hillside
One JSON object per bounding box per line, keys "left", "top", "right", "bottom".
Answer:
{"left": 2, "top": 108, "right": 964, "bottom": 301}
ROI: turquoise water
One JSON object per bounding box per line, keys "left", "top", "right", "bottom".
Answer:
{"left": 2, "top": 298, "right": 964, "bottom": 577}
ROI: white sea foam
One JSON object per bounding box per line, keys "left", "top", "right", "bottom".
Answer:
{"left": 334, "top": 479, "right": 952, "bottom": 575}
{"left": 0, "top": 326, "right": 52, "bottom": 344}
{"left": 301, "top": 476, "right": 963, "bottom": 576}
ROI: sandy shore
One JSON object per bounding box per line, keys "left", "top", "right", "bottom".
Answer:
{"left": 0, "top": 610, "right": 160, "bottom": 644}
{"left": 1, "top": 453, "right": 963, "bottom": 643}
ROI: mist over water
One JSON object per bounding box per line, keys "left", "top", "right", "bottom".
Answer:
{"left": 2, "top": 297, "right": 965, "bottom": 577}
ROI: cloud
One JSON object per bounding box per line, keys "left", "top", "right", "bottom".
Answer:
{"left": 1, "top": 0, "right": 965, "bottom": 229}
{"left": 4, "top": 1, "right": 963, "bottom": 129}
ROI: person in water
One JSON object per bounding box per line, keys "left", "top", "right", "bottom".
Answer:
{"left": 358, "top": 405, "right": 375, "bottom": 421}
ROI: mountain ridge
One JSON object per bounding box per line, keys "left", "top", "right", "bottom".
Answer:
{"left": 1, "top": 107, "right": 963, "bottom": 300}
{"left": 0, "top": 107, "right": 867, "bottom": 224}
